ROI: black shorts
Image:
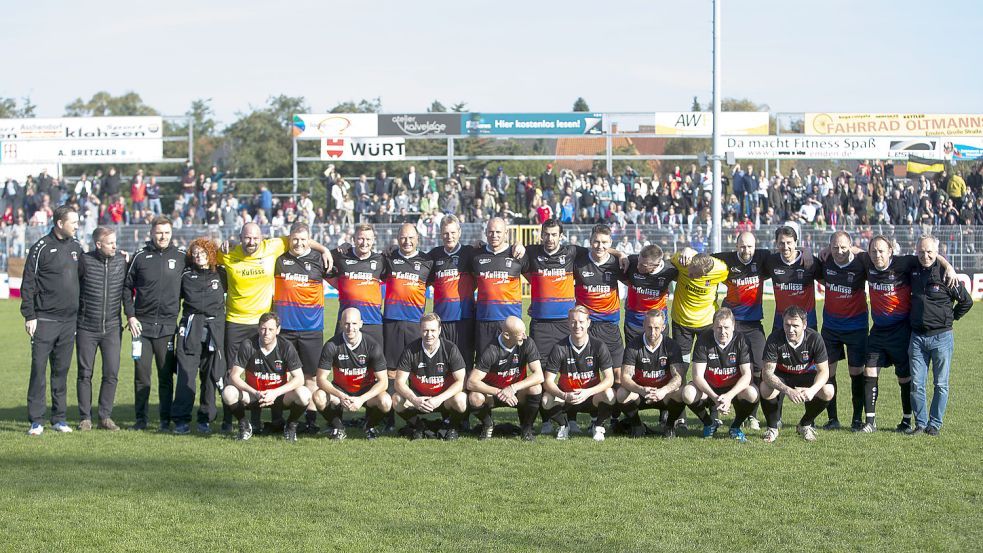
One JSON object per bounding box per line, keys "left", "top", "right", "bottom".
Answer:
{"left": 588, "top": 320, "right": 624, "bottom": 367}
{"left": 225, "top": 321, "right": 258, "bottom": 369}
{"left": 281, "top": 329, "right": 324, "bottom": 378}
{"left": 530, "top": 319, "right": 569, "bottom": 360}
{"left": 821, "top": 326, "right": 867, "bottom": 367}
{"left": 672, "top": 322, "right": 710, "bottom": 360}
{"left": 776, "top": 371, "right": 823, "bottom": 389}
{"left": 383, "top": 319, "right": 421, "bottom": 369}
{"left": 441, "top": 319, "right": 476, "bottom": 370}
{"left": 866, "top": 324, "right": 912, "bottom": 378}
{"left": 736, "top": 320, "right": 766, "bottom": 373}
{"left": 630, "top": 396, "right": 674, "bottom": 410}
{"left": 475, "top": 320, "right": 503, "bottom": 360}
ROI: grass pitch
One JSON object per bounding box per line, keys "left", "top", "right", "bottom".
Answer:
{"left": 1, "top": 299, "right": 981, "bottom": 552}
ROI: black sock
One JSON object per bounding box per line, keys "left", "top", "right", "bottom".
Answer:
{"left": 899, "top": 381, "right": 912, "bottom": 417}
{"left": 477, "top": 404, "right": 493, "bottom": 428}
{"left": 595, "top": 402, "right": 612, "bottom": 427}
{"left": 385, "top": 410, "right": 396, "bottom": 428}
{"left": 365, "top": 406, "right": 384, "bottom": 429}
{"left": 328, "top": 405, "right": 344, "bottom": 430}
{"left": 826, "top": 375, "right": 838, "bottom": 421}
{"left": 659, "top": 409, "right": 668, "bottom": 426}
{"left": 864, "top": 376, "right": 879, "bottom": 425}
{"left": 287, "top": 401, "right": 305, "bottom": 424}
{"left": 732, "top": 398, "right": 756, "bottom": 428}
{"left": 666, "top": 399, "right": 686, "bottom": 424}
{"left": 230, "top": 401, "right": 245, "bottom": 421}
{"left": 750, "top": 374, "right": 762, "bottom": 419}
{"left": 689, "top": 399, "right": 713, "bottom": 426}
{"left": 850, "top": 373, "right": 864, "bottom": 423}
{"left": 249, "top": 404, "right": 262, "bottom": 427}
{"left": 305, "top": 410, "right": 317, "bottom": 425}
{"left": 709, "top": 403, "right": 719, "bottom": 422}
{"left": 547, "top": 404, "right": 567, "bottom": 427}
{"left": 800, "top": 396, "right": 830, "bottom": 427}
{"left": 762, "top": 395, "right": 782, "bottom": 429}
{"left": 622, "top": 402, "right": 642, "bottom": 426}
{"left": 519, "top": 394, "right": 542, "bottom": 431}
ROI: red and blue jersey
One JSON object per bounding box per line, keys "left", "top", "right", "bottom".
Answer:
{"left": 382, "top": 251, "right": 433, "bottom": 322}
{"left": 819, "top": 254, "right": 869, "bottom": 332}
{"left": 523, "top": 244, "right": 578, "bottom": 320}
{"left": 574, "top": 250, "right": 624, "bottom": 323}
{"left": 864, "top": 255, "right": 917, "bottom": 328}
{"left": 273, "top": 250, "right": 327, "bottom": 332}
{"left": 427, "top": 245, "right": 476, "bottom": 321}
{"left": 765, "top": 252, "right": 819, "bottom": 329}
{"left": 471, "top": 246, "right": 523, "bottom": 321}
{"left": 330, "top": 250, "right": 385, "bottom": 325}
{"left": 621, "top": 256, "right": 677, "bottom": 328}
{"left": 714, "top": 249, "right": 769, "bottom": 322}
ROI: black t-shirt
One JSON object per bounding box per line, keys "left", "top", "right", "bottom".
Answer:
{"left": 763, "top": 328, "right": 828, "bottom": 375}
{"left": 545, "top": 336, "right": 613, "bottom": 392}
{"left": 621, "top": 256, "right": 677, "bottom": 326}
{"left": 692, "top": 330, "right": 752, "bottom": 388}
{"left": 623, "top": 335, "right": 684, "bottom": 388}
{"left": 235, "top": 336, "right": 304, "bottom": 391}
{"left": 396, "top": 339, "right": 467, "bottom": 397}
{"left": 476, "top": 336, "right": 541, "bottom": 389}
{"left": 318, "top": 334, "right": 387, "bottom": 395}
{"left": 818, "top": 253, "right": 868, "bottom": 331}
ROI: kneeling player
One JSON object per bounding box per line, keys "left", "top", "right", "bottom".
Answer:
{"left": 682, "top": 308, "right": 759, "bottom": 442}
{"left": 542, "top": 306, "right": 615, "bottom": 442}
{"left": 759, "top": 306, "right": 834, "bottom": 443}
{"left": 222, "top": 312, "right": 312, "bottom": 442}
{"left": 617, "top": 309, "right": 687, "bottom": 438}
{"left": 467, "top": 316, "right": 544, "bottom": 441}
{"left": 314, "top": 308, "right": 391, "bottom": 440}
{"left": 393, "top": 313, "right": 468, "bottom": 440}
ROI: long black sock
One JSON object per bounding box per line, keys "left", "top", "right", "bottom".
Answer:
{"left": 666, "top": 399, "right": 686, "bottom": 424}
{"left": 305, "top": 410, "right": 317, "bottom": 425}
{"left": 519, "top": 394, "right": 542, "bottom": 431}
{"left": 249, "top": 404, "right": 262, "bottom": 427}
{"left": 732, "top": 398, "right": 756, "bottom": 428}
{"left": 324, "top": 404, "right": 344, "bottom": 430}
{"left": 826, "top": 375, "right": 838, "bottom": 421}
{"left": 762, "top": 395, "right": 782, "bottom": 429}
{"left": 230, "top": 401, "right": 245, "bottom": 421}
{"left": 800, "top": 396, "right": 830, "bottom": 427}
{"left": 595, "top": 402, "right": 612, "bottom": 427}
{"left": 477, "top": 404, "right": 493, "bottom": 428}
{"left": 610, "top": 402, "right": 623, "bottom": 421}
{"left": 365, "top": 406, "right": 384, "bottom": 429}
{"left": 850, "top": 373, "right": 864, "bottom": 423}
{"left": 864, "top": 376, "right": 879, "bottom": 425}
{"left": 287, "top": 401, "right": 305, "bottom": 424}
{"left": 689, "top": 399, "right": 714, "bottom": 426}
{"left": 899, "top": 381, "right": 913, "bottom": 418}
{"left": 750, "top": 374, "right": 762, "bottom": 419}
{"left": 622, "top": 402, "right": 642, "bottom": 426}
{"left": 546, "top": 404, "right": 567, "bottom": 427}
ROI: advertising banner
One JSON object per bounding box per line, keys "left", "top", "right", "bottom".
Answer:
{"left": 320, "top": 137, "right": 405, "bottom": 161}
{"left": 804, "top": 113, "right": 983, "bottom": 137}
{"left": 942, "top": 138, "right": 983, "bottom": 160}
{"left": 722, "top": 135, "right": 948, "bottom": 160}
{"left": 654, "top": 112, "right": 769, "bottom": 136}
{"left": 462, "top": 113, "right": 603, "bottom": 135}
{"left": 378, "top": 113, "right": 460, "bottom": 136}
{"left": 0, "top": 116, "right": 163, "bottom": 141}
{"left": 0, "top": 139, "right": 164, "bottom": 164}
{"left": 292, "top": 114, "right": 378, "bottom": 138}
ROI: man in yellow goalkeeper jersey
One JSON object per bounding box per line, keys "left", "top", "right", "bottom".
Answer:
{"left": 669, "top": 248, "right": 729, "bottom": 367}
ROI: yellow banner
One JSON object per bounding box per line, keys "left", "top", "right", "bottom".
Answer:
{"left": 805, "top": 113, "right": 983, "bottom": 137}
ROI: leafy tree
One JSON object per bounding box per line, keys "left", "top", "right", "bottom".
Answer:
{"left": 690, "top": 96, "right": 701, "bottom": 112}
{"left": 64, "top": 91, "right": 158, "bottom": 117}
{"left": 451, "top": 102, "right": 468, "bottom": 113}
{"left": 224, "top": 95, "right": 309, "bottom": 185}
{"left": 328, "top": 98, "right": 382, "bottom": 113}
{"left": 0, "top": 97, "right": 36, "bottom": 118}
{"left": 572, "top": 97, "right": 590, "bottom": 112}
{"left": 428, "top": 100, "right": 447, "bottom": 113}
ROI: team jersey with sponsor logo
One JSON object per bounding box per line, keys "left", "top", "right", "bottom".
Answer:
{"left": 329, "top": 250, "right": 385, "bottom": 325}
{"left": 523, "top": 244, "right": 579, "bottom": 320}
{"left": 622, "top": 257, "right": 678, "bottom": 328}
{"left": 763, "top": 328, "right": 828, "bottom": 375}
{"left": 427, "top": 245, "right": 476, "bottom": 321}
{"left": 692, "top": 330, "right": 753, "bottom": 388}
{"left": 545, "top": 336, "right": 613, "bottom": 392}
{"left": 714, "top": 249, "right": 770, "bottom": 322}
{"left": 273, "top": 250, "right": 327, "bottom": 332}
{"left": 234, "top": 336, "right": 303, "bottom": 392}
{"left": 574, "top": 251, "right": 623, "bottom": 323}
{"left": 220, "top": 237, "right": 287, "bottom": 325}
{"left": 623, "top": 334, "right": 684, "bottom": 388}
{"left": 471, "top": 247, "right": 523, "bottom": 321}
{"left": 476, "top": 336, "right": 542, "bottom": 389}
{"left": 765, "top": 252, "right": 819, "bottom": 325}
{"left": 819, "top": 254, "right": 869, "bottom": 331}
{"left": 670, "top": 253, "right": 729, "bottom": 328}
{"left": 382, "top": 251, "right": 433, "bottom": 322}
{"left": 396, "top": 339, "right": 466, "bottom": 397}
{"left": 864, "top": 255, "right": 917, "bottom": 328}
{"left": 318, "top": 334, "right": 387, "bottom": 395}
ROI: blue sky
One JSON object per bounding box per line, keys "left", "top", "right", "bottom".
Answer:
{"left": 4, "top": 0, "right": 980, "bottom": 126}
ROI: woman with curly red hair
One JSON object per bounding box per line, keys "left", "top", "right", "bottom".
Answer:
{"left": 172, "top": 237, "right": 227, "bottom": 434}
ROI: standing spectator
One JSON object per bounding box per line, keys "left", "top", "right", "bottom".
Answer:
{"left": 144, "top": 176, "right": 161, "bottom": 216}
{"left": 540, "top": 164, "right": 557, "bottom": 205}
{"left": 181, "top": 167, "right": 196, "bottom": 202}
{"left": 130, "top": 169, "right": 147, "bottom": 218}
{"left": 258, "top": 183, "right": 273, "bottom": 215}
{"left": 495, "top": 166, "right": 509, "bottom": 198}
{"left": 102, "top": 167, "right": 122, "bottom": 202}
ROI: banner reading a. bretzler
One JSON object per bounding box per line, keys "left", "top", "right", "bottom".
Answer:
{"left": 805, "top": 113, "right": 983, "bottom": 137}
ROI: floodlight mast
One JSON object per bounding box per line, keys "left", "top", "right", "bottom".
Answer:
{"left": 711, "top": 0, "right": 722, "bottom": 253}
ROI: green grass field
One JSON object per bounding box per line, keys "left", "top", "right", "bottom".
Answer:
{"left": 1, "top": 299, "right": 982, "bottom": 552}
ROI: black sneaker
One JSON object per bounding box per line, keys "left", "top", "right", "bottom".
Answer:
{"left": 479, "top": 423, "right": 494, "bottom": 440}
{"left": 895, "top": 420, "right": 912, "bottom": 433}
{"left": 663, "top": 427, "right": 676, "bottom": 439}
{"left": 365, "top": 427, "right": 378, "bottom": 441}
{"left": 173, "top": 423, "right": 191, "bottom": 435}
{"left": 158, "top": 421, "right": 172, "bottom": 433}
{"left": 329, "top": 428, "right": 347, "bottom": 441}
{"left": 302, "top": 422, "right": 320, "bottom": 435}
{"left": 197, "top": 422, "right": 211, "bottom": 434}
{"left": 630, "top": 425, "right": 647, "bottom": 438}
{"left": 821, "top": 419, "right": 841, "bottom": 431}
{"left": 850, "top": 420, "right": 863, "bottom": 432}
{"left": 521, "top": 428, "right": 535, "bottom": 442}
{"left": 904, "top": 425, "right": 926, "bottom": 436}
{"left": 926, "top": 427, "right": 941, "bottom": 437}
{"left": 236, "top": 420, "right": 253, "bottom": 441}
{"left": 445, "top": 428, "right": 459, "bottom": 441}
{"left": 283, "top": 422, "right": 299, "bottom": 443}
{"left": 383, "top": 423, "right": 396, "bottom": 435}
{"left": 130, "top": 420, "right": 148, "bottom": 431}
{"left": 410, "top": 428, "right": 425, "bottom": 441}
{"left": 220, "top": 422, "right": 234, "bottom": 434}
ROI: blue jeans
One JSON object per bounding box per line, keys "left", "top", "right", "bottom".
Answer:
{"left": 908, "top": 331, "right": 954, "bottom": 430}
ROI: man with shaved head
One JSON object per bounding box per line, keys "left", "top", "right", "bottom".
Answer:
{"left": 467, "top": 316, "right": 544, "bottom": 441}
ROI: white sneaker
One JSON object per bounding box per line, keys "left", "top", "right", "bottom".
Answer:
{"left": 762, "top": 427, "right": 779, "bottom": 443}
{"left": 540, "top": 421, "right": 554, "bottom": 435}
{"left": 51, "top": 422, "right": 73, "bottom": 433}
{"left": 745, "top": 416, "right": 761, "bottom": 431}
{"left": 568, "top": 420, "right": 582, "bottom": 434}
{"left": 556, "top": 424, "right": 570, "bottom": 440}
{"left": 592, "top": 426, "right": 606, "bottom": 442}
{"left": 797, "top": 424, "right": 818, "bottom": 442}
{"left": 27, "top": 423, "right": 44, "bottom": 436}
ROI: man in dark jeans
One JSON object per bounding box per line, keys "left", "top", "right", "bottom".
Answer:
{"left": 123, "top": 216, "right": 185, "bottom": 431}
{"left": 76, "top": 227, "right": 128, "bottom": 431}
{"left": 22, "top": 206, "right": 82, "bottom": 436}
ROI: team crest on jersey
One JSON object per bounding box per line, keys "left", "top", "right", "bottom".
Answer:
{"left": 71, "top": 251, "right": 78, "bottom": 261}
{"left": 750, "top": 263, "right": 757, "bottom": 272}
{"left": 659, "top": 356, "right": 668, "bottom": 367}
{"left": 356, "top": 354, "right": 366, "bottom": 365}
{"left": 284, "top": 259, "right": 295, "bottom": 266}
{"left": 211, "top": 280, "right": 219, "bottom": 289}
{"left": 274, "top": 360, "right": 283, "bottom": 371}
{"left": 796, "top": 269, "right": 804, "bottom": 279}
{"left": 847, "top": 272, "right": 855, "bottom": 283}
{"left": 728, "top": 352, "right": 737, "bottom": 364}
{"left": 304, "top": 262, "right": 312, "bottom": 271}
{"left": 506, "top": 259, "right": 513, "bottom": 268}
{"left": 801, "top": 351, "right": 809, "bottom": 362}
{"left": 370, "top": 260, "right": 377, "bottom": 270}
{"left": 511, "top": 353, "right": 519, "bottom": 365}
{"left": 168, "top": 259, "right": 176, "bottom": 270}
{"left": 603, "top": 272, "right": 611, "bottom": 283}
{"left": 451, "top": 256, "right": 459, "bottom": 265}
{"left": 414, "top": 261, "right": 421, "bottom": 271}
{"left": 585, "top": 356, "right": 594, "bottom": 368}
{"left": 435, "top": 362, "right": 445, "bottom": 373}
{"left": 559, "top": 255, "right": 566, "bottom": 264}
